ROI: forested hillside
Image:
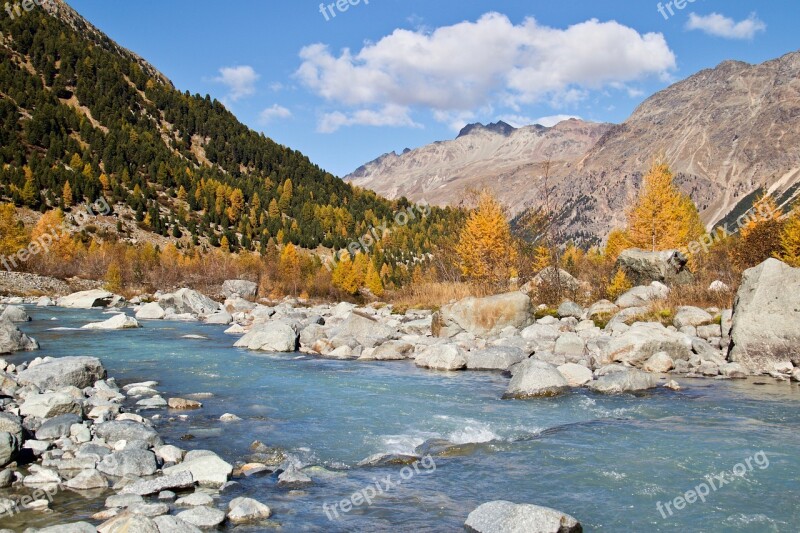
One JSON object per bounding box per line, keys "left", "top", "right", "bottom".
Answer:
{"left": 0, "top": 2, "right": 460, "bottom": 293}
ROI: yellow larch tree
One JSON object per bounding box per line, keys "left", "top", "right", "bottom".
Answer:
{"left": 778, "top": 201, "right": 800, "bottom": 267}
{"left": 365, "top": 260, "right": 384, "bottom": 297}
{"left": 279, "top": 243, "right": 302, "bottom": 295}
{"left": 0, "top": 203, "right": 29, "bottom": 256}
{"left": 455, "top": 190, "right": 518, "bottom": 286}
{"left": 62, "top": 181, "right": 74, "bottom": 207}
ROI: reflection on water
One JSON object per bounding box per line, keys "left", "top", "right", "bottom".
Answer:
{"left": 2, "top": 306, "right": 798, "bottom": 532}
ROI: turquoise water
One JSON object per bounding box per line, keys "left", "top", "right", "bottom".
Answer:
{"left": 8, "top": 307, "right": 800, "bottom": 532}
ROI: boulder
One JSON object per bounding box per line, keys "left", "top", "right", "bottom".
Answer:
{"left": 234, "top": 322, "right": 299, "bottom": 352}
{"left": 503, "top": 360, "right": 569, "bottom": 399}
{"left": 587, "top": 368, "right": 658, "bottom": 394}
{"left": 17, "top": 356, "right": 105, "bottom": 389}
{"left": 227, "top": 497, "right": 272, "bottom": 524}
{"left": 415, "top": 344, "right": 467, "bottom": 371}
{"left": 168, "top": 398, "right": 202, "bottom": 410}
{"left": 557, "top": 301, "right": 583, "bottom": 319}
{"left": 709, "top": 280, "right": 730, "bottom": 292}
{"left": 554, "top": 333, "right": 586, "bottom": 359}
{"left": 34, "top": 523, "right": 97, "bottom": 533}
{"left": 602, "top": 323, "right": 692, "bottom": 366}
{"left": 153, "top": 516, "right": 203, "bottom": 533}
{"left": 97, "top": 449, "right": 158, "bottom": 477}
{"left": 0, "top": 431, "right": 16, "bottom": 467}
{"left": 465, "top": 346, "right": 528, "bottom": 371}
{"left": 556, "top": 363, "right": 593, "bottom": 386}
{"left": 433, "top": 292, "right": 533, "bottom": 338}
{"left": 728, "top": 259, "right": 800, "bottom": 373}
{"left": 37, "top": 296, "right": 56, "bottom": 307}
{"left": 465, "top": 500, "right": 582, "bottom": 533}
{"left": 643, "top": 352, "right": 674, "bottom": 373}
{"left": 20, "top": 392, "right": 82, "bottom": 419}
{"left": 673, "top": 306, "right": 713, "bottom": 329}
{"left": 334, "top": 312, "right": 396, "bottom": 345}
{"left": 175, "top": 506, "right": 226, "bottom": 529}
{"left": 119, "top": 471, "right": 195, "bottom": 496}
{"left": 82, "top": 313, "right": 141, "bottom": 330}
{"left": 35, "top": 413, "right": 82, "bottom": 440}
{"left": 0, "top": 413, "right": 23, "bottom": 444}
{"left": 135, "top": 303, "right": 166, "bottom": 320}
{"left": 276, "top": 465, "right": 312, "bottom": 488}
{"left": 163, "top": 452, "right": 233, "bottom": 488}
{"left": 158, "top": 289, "right": 219, "bottom": 317}
{"left": 222, "top": 279, "right": 258, "bottom": 298}
{"left": 204, "top": 311, "right": 232, "bottom": 325}
{"left": 1, "top": 305, "right": 30, "bottom": 322}
{"left": 588, "top": 300, "right": 619, "bottom": 319}
{"left": 58, "top": 289, "right": 116, "bottom": 309}
{"left": 94, "top": 421, "right": 163, "bottom": 448}
{"left": 0, "top": 318, "right": 39, "bottom": 354}
{"left": 98, "top": 513, "right": 161, "bottom": 533}
{"left": 361, "top": 341, "right": 415, "bottom": 361}
{"left": 64, "top": 469, "right": 108, "bottom": 490}
{"left": 616, "top": 248, "right": 693, "bottom": 286}
{"left": 525, "top": 267, "right": 581, "bottom": 293}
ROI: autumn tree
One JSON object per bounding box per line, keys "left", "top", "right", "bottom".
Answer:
{"left": 105, "top": 261, "right": 123, "bottom": 293}
{"left": 731, "top": 194, "right": 784, "bottom": 269}
{"left": 279, "top": 243, "right": 302, "bottom": 295}
{"left": 455, "top": 190, "right": 518, "bottom": 287}
{"left": 779, "top": 201, "right": 800, "bottom": 267}
{"left": 332, "top": 253, "right": 359, "bottom": 295}
{"left": 62, "top": 181, "right": 74, "bottom": 207}
{"left": 0, "top": 203, "right": 29, "bottom": 257}
{"left": 365, "top": 260, "right": 384, "bottom": 297}
{"left": 624, "top": 159, "right": 704, "bottom": 252}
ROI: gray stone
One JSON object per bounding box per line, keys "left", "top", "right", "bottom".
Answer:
{"left": 415, "top": 344, "right": 467, "bottom": 371}
{"left": 465, "top": 500, "right": 582, "bottom": 533}
{"left": 120, "top": 471, "right": 195, "bottom": 496}
{"left": 729, "top": 259, "right": 800, "bottom": 374}
{"left": 0, "top": 317, "right": 39, "bottom": 354}
{"left": 587, "top": 368, "right": 658, "bottom": 394}
{"left": 234, "top": 321, "right": 299, "bottom": 352}
{"left": 17, "top": 356, "right": 105, "bottom": 389}
{"left": 64, "top": 469, "right": 109, "bottom": 490}
{"left": 526, "top": 267, "right": 581, "bottom": 293}
{"left": 616, "top": 248, "right": 693, "bottom": 286}
{"left": 556, "top": 363, "right": 593, "bottom": 386}
{"left": 554, "top": 333, "right": 586, "bottom": 359}
{"left": 35, "top": 414, "right": 82, "bottom": 440}
{"left": 433, "top": 292, "right": 533, "bottom": 338}
{"left": 158, "top": 289, "right": 220, "bottom": 317}
{"left": 228, "top": 497, "right": 272, "bottom": 524}
{"left": 362, "top": 341, "right": 415, "bottom": 361}
{"left": 82, "top": 313, "right": 141, "bottom": 330}
{"left": 163, "top": 452, "right": 232, "bottom": 488}
{"left": 602, "top": 322, "right": 692, "bottom": 366}
{"left": 0, "top": 413, "right": 23, "bottom": 443}
{"left": 0, "top": 432, "right": 16, "bottom": 467}
{"left": 1, "top": 305, "right": 30, "bottom": 322}
{"left": 33, "top": 523, "right": 97, "bottom": 533}
{"left": 175, "top": 492, "right": 214, "bottom": 507}
{"left": 20, "top": 392, "right": 82, "bottom": 419}
{"left": 135, "top": 303, "right": 166, "bottom": 320}
{"left": 175, "top": 506, "right": 226, "bottom": 529}
{"left": 204, "top": 311, "right": 232, "bottom": 325}
{"left": 673, "top": 306, "right": 714, "bottom": 329}
{"left": 643, "top": 352, "right": 674, "bottom": 373}
{"left": 504, "top": 360, "right": 570, "bottom": 399}
{"left": 465, "top": 346, "right": 528, "bottom": 371}
{"left": 153, "top": 515, "right": 203, "bottom": 533}
{"left": 557, "top": 301, "right": 584, "bottom": 319}
{"left": 105, "top": 493, "right": 145, "bottom": 508}
{"left": 277, "top": 465, "right": 312, "bottom": 488}
{"left": 94, "top": 421, "right": 163, "bottom": 448}
{"left": 98, "top": 512, "right": 161, "bottom": 533}
{"left": 222, "top": 279, "right": 258, "bottom": 298}
{"left": 58, "top": 289, "right": 116, "bottom": 309}
{"left": 97, "top": 449, "right": 158, "bottom": 478}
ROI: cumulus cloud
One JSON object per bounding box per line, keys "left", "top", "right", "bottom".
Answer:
{"left": 296, "top": 13, "right": 675, "bottom": 131}
{"left": 259, "top": 104, "right": 292, "bottom": 123}
{"left": 318, "top": 104, "right": 422, "bottom": 133}
{"left": 213, "top": 66, "right": 259, "bottom": 102}
{"left": 686, "top": 12, "right": 766, "bottom": 40}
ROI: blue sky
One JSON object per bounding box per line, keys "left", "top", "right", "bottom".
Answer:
{"left": 67, "top": 0, "right": 799, "bottom": 177}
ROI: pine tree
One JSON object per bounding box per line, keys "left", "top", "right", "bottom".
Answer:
{"left": 62, "top": 181, "right": 74, "bottom": 207}
{"left": 454, "top": 190, "right": 518, "bottom": 286}
{"left": 626, "top": 159, "right": 704, "bottom": 252}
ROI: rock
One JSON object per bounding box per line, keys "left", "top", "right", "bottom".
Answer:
{"left": 98, "top": 512, "right": 161, "bottom": 533}
{"left": 23, "top": 466, "right": 61, "bottom": 486}
{"left": 234, "top": 322, "right": 299, "bottom": 352}
{"left": 163, "top": 452, "right": 233, "bottom": 488}
{"left": 673, "top": 306, "right": 713, "bottom": 328}
{"left": 82, "top": 313, "right": 141, "bottom": 330}
{"left": 1, "top": 305, "right": 30, "bottom": 322}
{"left": 65, "top": 469, "right": 108, "bottom": 490}
{"left": 0, "top": 413, "right": 23, "bottom": 444}
{"left": 709, "top": 280, "right": 730, "bottom": 292}
{"left": 222, "top": 280, "right": 258, "bottom": 298}
{"left": 168, "top": 398, "right": 202, "bottom": 410}
{"left": 36, "top": 413, "right": 82, "bottom": 440}
{"left": 557, "top": 301, "right": 583, "bottom": 319}
{"left": 277, "top": 465, "right": 312, "bottom": 488}
{"left": 554, "top": 333, "right": 586, "bottom": 359}
{"left": 34, "top": 523, "right": 97, "bottom": 533}
{"left": 503, "top": 360, "right": 570, "bottom": 399}
{"left": 176, "top": 506, "right": 226, "bottom": 529}
{"left": 642, "top": 352, "right": 674, "bottom": 373}
{"left": 0, "top": 468, "right": 13, "bottom": 487}
{"left": 119, "top": 471, "right": 195, "bottom": 496}
{"left": 95, "top": 422, "right": 163, "bottom": 449}
{"left": 525, "top": 267, "right": 581, "bottom": 293}
{"left": 227, "top": 496, "right": 272, "bottom": 524}
{"left": 616, "top": 248, "right": 693, "bottom": 286}
{"left": 155, "top": 445, "right": 185, "bottom": 464}
{"left": 696, "top": 324, "right": 722, "bottom": 340}
{"left": 587, "top": 368, "right": 658, "bottom": 394}
{"left": 556, "top": 363, "right": 593, "bottom": 386}
{"left": 602, "top": 322, "right": 692, "bottom": 366}
{"left": 158, "top": 288, "right": 220, "bottom": 317}
{"left": 135, "top": 303, "right": 166, "bottom": 320}
{"left": 362, "top": 340, "right": 415, "bottom": 361}
{"left": 204, "top": 311, "right": 232, "bottom": 325}
{"left": 37, "top": 296, "right": 55, "bottom": 307}
{"left": 128, "top": 502, "right": 170, "bottom": 517}
{"left": 415, "top": 344, "right": 467, "bottom": 371}
{"left": 335, "top": 312, "right": 396, "bottom": 346}
{"left": 152, "top": 515, "right": 203, "bottom": 533}
{"left": 20, "top": 392, "right": 82, "bottom": 419}
{"left": 105, "top": 493, "right": 145, "bottom": 508}
{"left": 0, "top": 432, "right": 16, "bottom": 467}
{"left": 219, "top": 413, "right": 242, "bottom": 422}
{"left": 0, "top": 318, "right": 39, "bottom": 353}
{"left": 136, "top": 395, "right": 168, "bottom": 409}
{"left": 464, "top": 500, "right": 582, "bottom": 533}
{"left": 97, "top": 449, "right": 158, "bottom": 478}
{"left": 58, "top": 289, "right": 116, "bottom": 309}
{"left": 17, "top": 356, "right": 105, "bottom": 389}
{"left": 520, "top": 323, "right": 560, "bottom": 342}
{"left": 588, "top": 300, "right": 619, "bottom": 319}
{"left": 175, "top": 492, "right": 214, "bottom": 507}
{"left": 465, "top": 346, "right": 528, "bottom": 371}
{"left": 728, "top": 259, "right": 800, "bottom": 374}
{"left": 433, "top": 292, "right": 533, "bottom": 338}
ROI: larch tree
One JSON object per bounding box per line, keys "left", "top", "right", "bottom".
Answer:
{"left": 279, "top": 243, "right": 302, "bottom": 295}
{"left": 732, "top": 194, "right": 784, "bottom": 269}
{"left": 0, "top": 203, "right": 29, "bottom": 257}
{"left": 365, "top": 260, "right": 384, "bottom": 297}
{"left": 455, "top": 190, "right": 518, "bottom": 287}
{"left": 62, "top": 180, "right": 74, "bottom": 207}
{"left": 625, "top": 159, "right": 705, "bottom": 252}
{"left": 779, "top": 202, "right": 800, "bottom": 267}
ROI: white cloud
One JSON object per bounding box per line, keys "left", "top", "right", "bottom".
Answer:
{"left": 317, "top": 104, "right": 422, "bottom": 133}
{"left": 259, "top": 104, "right": 292, "bottom": 123}
{"left": 686, "top": 12, "right": 766, "bottom": 40}
{"left": 296, "top": 13, "right": 675, "bottom": 130}
{"left": 213, "top": 66, "right": 259, "bottom": 102}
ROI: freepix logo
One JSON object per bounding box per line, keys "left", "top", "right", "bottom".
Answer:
{"left": 319, "top": 0, "right": 370, "bottom": 22}
{"left": 4, "top": 0, "right": 54, "bottom": 20}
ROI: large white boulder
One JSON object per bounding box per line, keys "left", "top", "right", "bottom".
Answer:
{"left": 602, "top": 322, "right": 692, "bottom": 366}
{"left": 234, "top": 322, "right": 299, "bottom": 352}
{"left": 415, "top": 344, "right": 467, "bottom": 371}
{"left": 158, "top": 289, "right": 219, "bottom": 317}
{"left": 503, "top": 360, "right": 569, "bottom": 399}
{"left": 433, "top": 292, "right": 533, "bottom": 338}
{"left": 82, "top": 314, "right": 141, "bottom": 330}
{"left": 163, "top": 452, "right": 233, "bottom": 488}
{"left": 17, "top": 356, "right": 105, "bottom": 389}
{"left": 58, "top": 289, "right": 116, "bottom": 309}
{"left": 135, "top": 302, "right": 166, "bottom": 320}
{"left": 0, "top": 318, "right": 38, "bottom": 354}
{"left": 222, "top": 279, "right": 258, "bottom": 298}
{"left": 728, "top": 259, "right": 800, "bottom": 373}
{"left": 465, "top": 500, "right": 582, "bottom": 533}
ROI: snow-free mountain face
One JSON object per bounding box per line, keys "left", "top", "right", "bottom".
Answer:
{"left": 346, "top": 50, "right": 800, "bottom": 243}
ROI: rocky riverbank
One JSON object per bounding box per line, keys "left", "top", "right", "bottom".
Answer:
{"left": 0, "top": 257, "right": 798, "bottom": 531}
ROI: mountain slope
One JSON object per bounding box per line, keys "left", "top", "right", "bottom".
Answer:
{"left": 0, "top": 0, "right": 457, "bottom": 263}
{"left": 347, "top": 51, "right": 800, "bottom": 243}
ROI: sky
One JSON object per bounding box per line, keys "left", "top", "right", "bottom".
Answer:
{"left": 66, "top": 0, "right": 799, "bottom": 177}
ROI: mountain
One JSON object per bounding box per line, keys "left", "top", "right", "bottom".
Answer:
{"left": 346, "top": 51, "right": 800, "bottom": 243}
{"left": 0, "top": 0, "right": 457, "bottom": 263}
{"left": 346, "top": 118, "right": 612, "bottom": 214}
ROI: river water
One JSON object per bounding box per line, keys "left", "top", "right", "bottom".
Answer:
{"left": 6, "top": 307, "right": 799, "bottom": 532}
